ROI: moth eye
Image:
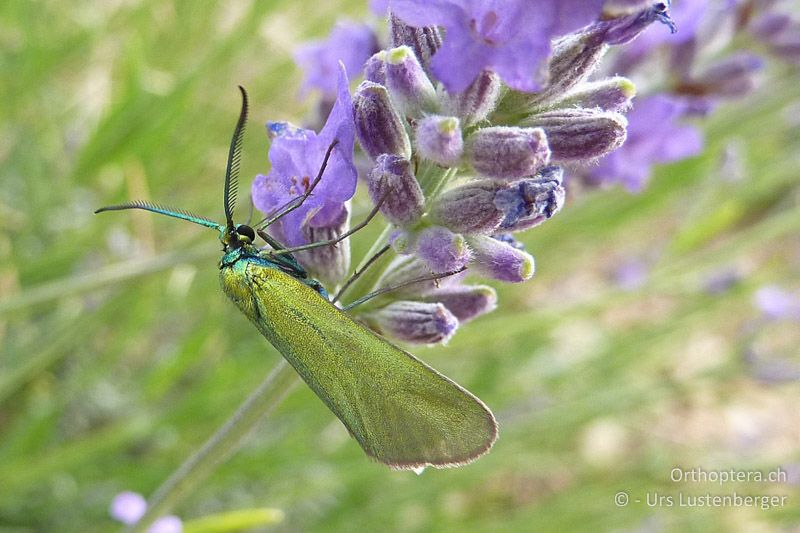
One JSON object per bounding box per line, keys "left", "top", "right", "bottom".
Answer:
{"left": 237, "top": 224, "right": 256, "bottom": 242}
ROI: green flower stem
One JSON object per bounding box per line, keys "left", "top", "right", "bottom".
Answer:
{"left": 128, "top": 359, "right": 298, "bottom": 533}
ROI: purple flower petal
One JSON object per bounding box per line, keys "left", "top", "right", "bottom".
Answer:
{"left": 390, "top": 0, "right": 604, "bottom": 92}
{"left": 110, "top": 492, "right": 147, "bottom": 525}
{"left": 253, "top": 64, "right": 357, "bottom": 246}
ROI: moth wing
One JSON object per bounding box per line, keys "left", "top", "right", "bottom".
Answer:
{"left": 245, "top": 262, "right": 497, "bottom": 469}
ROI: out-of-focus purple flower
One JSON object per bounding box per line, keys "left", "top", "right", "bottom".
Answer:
{"left": 613, "top": 259, "right": 649, "bottom": 290}
{"left": 754, "top": 286, "right": 800, "bottom": 320}
{"left": 370, "top": 0, "right": 390, "bottom": 16}
{"left": 389, "top": 0, "right": 605, "bottom": 92}
{"left": 109, "top": 491, "right": 183, "bottom": 533}
{"left": 149, "top": 516, "right": 184, "bottom": 533}
{"left": 589, "top": 94, "right": 703, "bottom": 192}
{"left": 110, "top": 492, "right": 147, "bottom": 525}
{"left": 253, "top": 64, "right": 357, "bottom": 246}
{"left": 295, "top": 21, "right": 377, "bottom": 97}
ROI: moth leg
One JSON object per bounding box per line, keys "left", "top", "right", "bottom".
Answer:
{"left": 341, "top": 267, "right": 467, "bottom": 312}
{"left": 332, "top": 244, "right": 391, "bottom": 304}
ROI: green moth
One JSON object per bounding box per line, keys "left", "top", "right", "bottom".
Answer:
{"left": 96, "top": 88, "right": 497, "bottom": 470}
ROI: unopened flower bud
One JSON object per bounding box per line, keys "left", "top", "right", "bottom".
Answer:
{"left": 749, "top": 13, "right": 792, "bottom": 43}
{"left": 367, "top": 154, "right": 424, "bottom": 226}
{"left": 415, "top": 116, "right": 463, "bottom": 167}
{"left": 385, "top": 46, "right": 438, "bottom": 117}
{"left": 429, "top": 180, "right": 508, "bottom": 234}
{"left": 299, "top": 203, "right": 351, "bottom": 286}
{"left": 467, "top": 126, "right": 550, "bottom": 180}
{"left": 422, "top": 284, "right": 497, "bottom": 323}
{"left": 468, "top": 235, "right": 535, "bottom": 283}
{"left": 560, "top": 77, "right": 636, "bottom": 112}
{"left": 389, "top": 14, "right": 442, "bottom": 75}
{"left": 416, "top": 226, "right": 471, "bottom": 272}
{"left": 366, "top": 301, "right": 458, "bottom": 344}
{"left": 363, "top": 51, "right": 387, "bottom": 85}
{"left": 353, "top": 81, "right": 411, "bottom": 161}
{"left": 496, "top": 166, "right": 566, "bottom": 231}
{"left": 542, "top": 29, "right": 609, "bottom": 100}
{"left": 449, "top": 70, "right": 502, "bottom": 125}
{"left": 523, "top": 109, "right": 627, "bottom": 162}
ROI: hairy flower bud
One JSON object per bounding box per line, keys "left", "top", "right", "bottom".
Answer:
{"left": 363, "top": 51, "right": 387, "bottom": 85}
{"left": 523, "top": 109, "right": 627, "bottom": 162}
{"left": 429, "top": 180, "right": 508, "bottom": 234}
{"left": 365, "top": 301, "right": 458, "bottom": 344}
{"left": 385, "top": 46, "right": 438, "bottom": 117}
{"left": 389, "top": 13, "right": 442, "bottom": 75}
{"left": 467, "top": 126, "right": 551, "bottom": 180}
{"left": 367, "top": 154, "right": 424, "bottom": 226}
{"left": 415, "top": 115, "right": 464, "bottom": 167}
{"left": 448, "top": 69, "right": 502, "bottom": 126}
{"left": 422, "top": 284, "right": 497, "bottom": 323}
{"left": 468, "top": 235, "right": 535, "bottom": 283}
{"left": 416, "top": 226, "right": 471, "bottom": 272}
{"left": 353, "top": 81, "right": 411, "bottom": 161}
{"left": 559, "top": 77, "right": 636, "bottom": 112}
{"left": 299, "top": 204, "right": 351, "bottom": 286}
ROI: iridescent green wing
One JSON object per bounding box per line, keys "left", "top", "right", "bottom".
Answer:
{"left": 242, "top": 260, "right": 497, "bottom": 469}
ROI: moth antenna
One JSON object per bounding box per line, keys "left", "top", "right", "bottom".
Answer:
{"left": 94, "top": 200, "right": 222, "bottom": 230}
{"left": 224, "top": 86, "right": 249, "bottom": 231}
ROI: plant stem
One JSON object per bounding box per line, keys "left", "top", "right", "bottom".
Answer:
{"left": 128, "top": 359, "right": 298, "bottom": 532}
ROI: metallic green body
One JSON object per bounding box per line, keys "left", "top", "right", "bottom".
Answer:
{"left": 219, "top": 243, "right": 498, "bottom": 469}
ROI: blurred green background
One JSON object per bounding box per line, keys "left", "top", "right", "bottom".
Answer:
{"left": 2, "top": 1, "right": 799, "bottom": 531}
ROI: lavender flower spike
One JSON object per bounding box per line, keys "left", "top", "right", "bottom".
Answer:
{"left": 366, "top": 301, "right": 459, "bottom": 344}
{"left": 468, "top": 234, "right": 535, "bottom": 283}
{"left": 415, "top": 115, "right": 464, "bottom": 167}
{"left": 252, "top": 63, "right": 357, "bottom": 246}
{"left": 467, "top": 126, "right": 550, "bottom": 180}
{"left": 353, "top": 81, "right": 411, "bottom": 161}
{"left": 390, "top": 0, "right": 605, "bottom": 92}
{"left": 367, "top": 154, "right": 424, "bottom": 227}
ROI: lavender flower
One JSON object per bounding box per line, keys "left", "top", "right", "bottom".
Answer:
{"left": 252, "top": 64, "right": 357, "bottom": 247}
{"left": 588, "top": 95, "right": 702, "bottom": 191}
{"left": 467, "top": 126, "right": 550, "bottom": 180}
{"left": 110, "top": 491, "right": 183, "bottom": 533}
{"left": 367, "top": 154, "right": 424, "bottom": 226}
{"left": 421, "top": 284, "right": 497, "bottom": 322}
{"left": 389, "top": 0, "right": 605, "bottom": 92}
{"left": 754, "top": 286, "right": 800, "bottom": 321}
{"left": 295, "top": 21, "right": 377, "bottom": 97}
